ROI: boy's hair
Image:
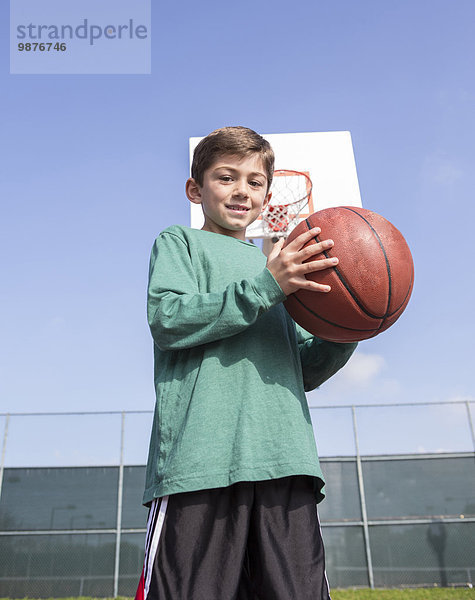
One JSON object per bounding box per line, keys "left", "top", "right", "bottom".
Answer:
{"left": 191, "top": 126, "right": 275, "bottom": 191}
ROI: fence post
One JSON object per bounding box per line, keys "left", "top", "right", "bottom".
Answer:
{"left": 465, "top": 401, "right": 475, "bottom": 454}
{"left": 352, "top": 406, "right": 375, "bottom": 589}
{"left": 113, "top": 412, "right": 125, "bottom": 597}
{"left": 0, "top": 414, "right": 10, "bottom": 502}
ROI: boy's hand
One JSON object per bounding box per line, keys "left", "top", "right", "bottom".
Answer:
{"left": 266, "top": 227, "right": 338, "bottom": 296}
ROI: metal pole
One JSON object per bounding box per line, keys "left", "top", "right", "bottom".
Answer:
{"left": 113, "top": 412, "right": 125, "bottom": 598}
{"left": 352, "top": 406, "right": 375, "bottom": 589}
{"left": 465, "top": 401, "right": 475, "bottom": 454}
{"left": 0, "top": 414, "right": 10, "bottom": 502}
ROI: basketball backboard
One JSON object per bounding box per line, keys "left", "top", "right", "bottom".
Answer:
{"left": 189, "top": 131, "right": 362, "bottom": 239}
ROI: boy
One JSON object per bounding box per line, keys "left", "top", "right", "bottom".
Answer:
{"left": 135, "top": 126, "right": 357, "bottom": 600}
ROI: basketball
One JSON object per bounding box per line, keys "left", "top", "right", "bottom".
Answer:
{"left": 284, "top": 207, "right": 414, "bottom": 342}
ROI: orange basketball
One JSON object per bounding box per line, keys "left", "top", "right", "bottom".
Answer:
{"left": 284, "top": 207, "right": 414, "bottom": 342}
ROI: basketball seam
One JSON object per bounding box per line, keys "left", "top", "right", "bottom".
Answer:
{"left": 341, "top": 207, "right": 393, "bottom": 321}
{"left": 386, "top": 268, "right": 414, "bottom": 317}
{"left": 292, "top": 294, "right": 380, "bottom": 333}
{"left": 304, "top": 217, "right": 385, "bottom": 320}
{"left": 305, "top": 209, "right": 397, "bottom": 324}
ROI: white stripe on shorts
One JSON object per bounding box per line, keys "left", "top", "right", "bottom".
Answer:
{"left": 143, "top": 496, "right": 169, "bottom": 598}
{"left": 317, "top": 502, "right": 332, "bottom": 600}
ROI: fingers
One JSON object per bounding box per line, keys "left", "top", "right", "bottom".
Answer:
{"left": 267, "top": 237, "right": 285, "bottom": 261}
{"left": 267, "top": 238, "right": 285, "bottom": 262}
{"left": 266, "top": 227, "right": 338, "bottom": 296}
{"left": 301, "top": 238, "right": 334, "bottom": 260}
{"left": 296, "top": 279, "right": 332, "bottom": 293}
{"left": 285, "top": 227, "right": 322, "bottom": 252}
{"left": 288, "top": 257, "right": 337, "bottom": 293}
{"left": 287, "top": 227, "right": 335, "bottom": 259}
{"left": 303, "top": 256, "right": 339, "bottom": 273}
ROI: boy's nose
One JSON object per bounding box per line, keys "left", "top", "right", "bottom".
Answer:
{"left": 233, "top": 179, "right": 249, "bottom": 197}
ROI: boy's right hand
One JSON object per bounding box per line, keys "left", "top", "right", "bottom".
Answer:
{"left": 266, "top": 227, "right": 338, "bottom": 297}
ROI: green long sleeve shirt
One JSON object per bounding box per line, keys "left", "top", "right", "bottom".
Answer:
{"left": 143, "top": 225, "right": 357, "bottom": 505}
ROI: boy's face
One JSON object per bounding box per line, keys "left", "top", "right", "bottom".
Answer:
{"left": 186, "top": 154, "right": 271, "bottom": 240}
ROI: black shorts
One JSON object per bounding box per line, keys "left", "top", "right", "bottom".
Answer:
{"left": 135, "top": 476, "right": 331, "bottom": 600}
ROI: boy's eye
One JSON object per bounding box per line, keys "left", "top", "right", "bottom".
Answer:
{"left": 250, "top": 180, "right": 263, "bottom": 187}
{"left": 219, "top": 175, "right": 233, "bottom": 182}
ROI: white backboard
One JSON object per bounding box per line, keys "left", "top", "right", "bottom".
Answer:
{"left": 189, "top": 131, "right": 362, "bottom": 238}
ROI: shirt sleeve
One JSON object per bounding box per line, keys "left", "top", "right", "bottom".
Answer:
{"left": 296, "top": 324, "right": 358, "bottom": 392}
{"left": 147, "top": 232, "right": 287, "bottom": 351}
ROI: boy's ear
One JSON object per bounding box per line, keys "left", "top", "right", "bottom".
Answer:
{"left": 261, "top": 191, "right": 272, "bottom": 211}
{"left": 186, "top": 178, "right": 202, "bottom": 204}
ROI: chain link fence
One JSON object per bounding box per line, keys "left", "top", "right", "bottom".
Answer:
{"left": 0, "top": 401, "right": 474, "bottom": 596}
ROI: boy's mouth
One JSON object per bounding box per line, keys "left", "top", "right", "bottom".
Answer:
{"left": 226, "top": 204, "right": 250, "bottom": 212}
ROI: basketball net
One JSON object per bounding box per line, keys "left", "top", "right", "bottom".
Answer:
{"left": 262, "top": 169, "right": 312, "bottom": 239}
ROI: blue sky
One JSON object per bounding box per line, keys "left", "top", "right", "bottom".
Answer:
{"left": 1, "top": 0, "right": 474, "bottom": 462}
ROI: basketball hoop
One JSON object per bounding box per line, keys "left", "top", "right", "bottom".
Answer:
{"left": 262, "top": 169, "right": 313, "bottom": 238}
